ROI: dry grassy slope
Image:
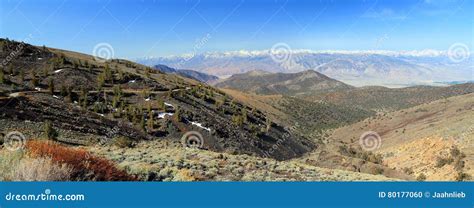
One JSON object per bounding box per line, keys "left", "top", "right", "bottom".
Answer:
{"left": 85, "top": 139, "right": 397, "bottom": 181}
{"left": 222, "top": 88, "right": 402, "bottom": 180}
{"left": 220, "top": 88, "right": 287, "bottom": 123}
{"left": 221, "top": 88, "right": 374, "bottom": 139}
{"left": 301, "top": 84, "right": 474, "bottom": 112}
{"left": 330, "top": 93, "right": 474, "bottom": 180}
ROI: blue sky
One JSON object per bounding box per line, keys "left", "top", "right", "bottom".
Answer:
{"left": 1, "top": 0, "right": 472, "bottom": 58}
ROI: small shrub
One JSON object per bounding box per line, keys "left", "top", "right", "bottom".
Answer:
{"left": 173, "top": 169, "right": 196, "bottom": 181}
{"left": 370, "top": 166, "right": 384, "bottom": 175}
{"left": 453, "top": 159, "right": 465, "bottom": 171}
{"left": 9, "top": 157, "right": 72, "bottom": 181}
{"left": 113, "top": 136, "right": 134, "bottom": 148}
{"left": 0, "top": 69, "right": 4, "bottom": 84}
{"left": 402, "top": 167, "right": 414, "bottom": 175}
{"left": 0, "top": 151, "right": 24, "bottom": 180}
{"left": 435, "top": 156, "right": 453, "bottom": 168}
{"left": 48, "top": 78, "right": 54, "bottom": 94}
{"left": 43, "top": 120, "right": 58, "bottom": 140}
{"left": 450, "top": 147, "right": 462, "bottom": 158}
{"left": 454, "top": 172, "right": 471, "bottom": 181}
{"left": 416, "top": 173, "right": 427, "bottom": 181}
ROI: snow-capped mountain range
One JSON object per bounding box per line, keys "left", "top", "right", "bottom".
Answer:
{"left": 137, "top": 49, "right": 473, "bottom": 87}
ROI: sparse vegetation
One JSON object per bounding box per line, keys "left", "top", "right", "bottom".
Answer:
{"left": 416, "top": 173, "right": 426, "bottom": 181}
{"left": 338, "top": 145, "right": 383, "bottom": 164}
{"left": 8, "top": 157, "right": 72, "bottom": 181}
{"left": 43, "top": 120, "right": 58, "bottom": 140}
{"left": 402, "top": 167, "right": 414, "bottom": 175}
{"left": 84, "top": 140, "right": 396, "bottom": 182}
{"left": 0, "top": 69, "right": 4, "bottom": 84}
{"left": 454, "top": 172, "right": 471, "bottom": 181}
{"left": 48, "top": 78, "right": 55, "bottom": 94}
{"left": 113, "top": 137, "right": 135, "bottom": 148}
{"left": 435, "top": 156, "right": 454, "bottom": 168}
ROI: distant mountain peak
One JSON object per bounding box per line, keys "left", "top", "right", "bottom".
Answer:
{"left": 245, "top": 70, "right": 272, "bottom": 76}
{"left": 137, "top": 48, "right": 472, "bottom": 87}
{"left": 216, "top": 70, "right": 352, "bottom": 95}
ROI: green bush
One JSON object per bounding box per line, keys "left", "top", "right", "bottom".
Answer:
{"left": 43, "top": 120, "right": 58, "bottom": 140}
{"left": 113, "top": 137, "right": 134, "bottom": 148}
{"left": 454, "top": 172, "right": 471, "bottom": 181}
{"left": 435, "top": 156, "right": 453, "bottom": 168}
{"left": 416, "top": 173, "right": 427, "bottom": 181}
{"left": 402, "top": 167, "right": 414, "bottom": 175}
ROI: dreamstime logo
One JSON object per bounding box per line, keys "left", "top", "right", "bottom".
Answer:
{"left": 92, "top": 42, "right": 114, "bottom": 63}
{"left": 181, "top": 131, "right": 204, "bottom": 149}
{"left": 99, "top": 125, "right": 121, "bottom": 144}
{"left": 270, "top": 42, "right": 292, "bottom": 64}
{"left": 3, "top": 131, "right": 26, "bottom": 151}
{"left": 447, "top": 43, "right": 470, "bottom": 63}
{"left": 359, "top": 131, "right": 381, "bottom": 151}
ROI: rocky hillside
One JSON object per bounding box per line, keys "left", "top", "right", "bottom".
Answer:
{"left": 327, "top": 93, "right": 474, "bottom": 181}
{"left": 215, "top": 70, "right": 352, "bottom": 95}
{"left": 0, "top": 38, "right": 314, "bottom": 161}
{"left": 301, "top": 84, "right": 474, "bottom": 112}
{"left": 153, "top": 64, "right": 218, "bottom": 83}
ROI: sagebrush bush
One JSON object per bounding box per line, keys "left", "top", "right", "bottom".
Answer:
{"left": 416, "top": 173, "right": 427, "bottom": 181}
{"left": 0, "top": 151, "right": 24, "bottom": 180}
{"left": 454, "top": 172, "right": 471, "bottom": 181}
{"left": 9, "top": 157, "right": 72, "bottom": 181}
{"left": 26, "top": 140, "right": 135, "bottom": 181}
{"left": 435, "top": 156, "right": 454, "bottom": 168}
{"left": 113, "top": 136, "right": 134, "bottom": 148}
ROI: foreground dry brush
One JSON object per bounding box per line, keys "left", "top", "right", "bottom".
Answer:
{"left": 26, "top": 140, "right": 136, "bottom": 181}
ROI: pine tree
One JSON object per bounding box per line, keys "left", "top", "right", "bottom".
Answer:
{"left": 97, "top": 74, "right": 105, "bottom": 90}
{"left": 48, "top": 78, "right": 54, "bottom": 94}
{"left": 80, "top": 88, "right": 88, "bottom": 108}
{"left": 140, "top": 114, "right": 146, "bottom": 132}
{"left": 60, "top": 85, "right": 67, "bottom": 96}
{"left": 147, "top": 111, "right": 154, "bottom": 130}
{"left": 142, "top": 88, "right": 150, "bottom": 99}
{"left": 7, "top": 64, "right": 13, "bottom": 75}
{"left": 43, "top": 120, "right": 58, "bottom": 140}
{"left": 0, "top": 69, "right": 4, "bottom": 84}
{"left": 241, "top": 108, "right": 247, "bottom": 123}
{"left": 265, "top": 118, "right": 272, "bottom": 133}
{"left": 43, "top": 65, "right": 51, "bottom": 77}
{"left": 145, "top": 68, "right": 151, "bottom": 78}
{"left": 30, "top": 76, "right": 38, "bottom": 87}
{"left": 117, "top": 69, "right": 124, "bottom": 81}
{"left": 104, "top": 64, "right": 112, "bottom": 81}
{"left": 65, "top": 86, "right": 72, "bottom": 103}
{"left": 174, "top": 107, "right": 180, "bottom": 121}
{"left": 157, "top": 99, "right": 165, "bottom": 110}
{"left": 147, "top": 103, "right": 152, "bottom": 114}
{"left": 19, "top": 70, "right": 24, "bottom": 83}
